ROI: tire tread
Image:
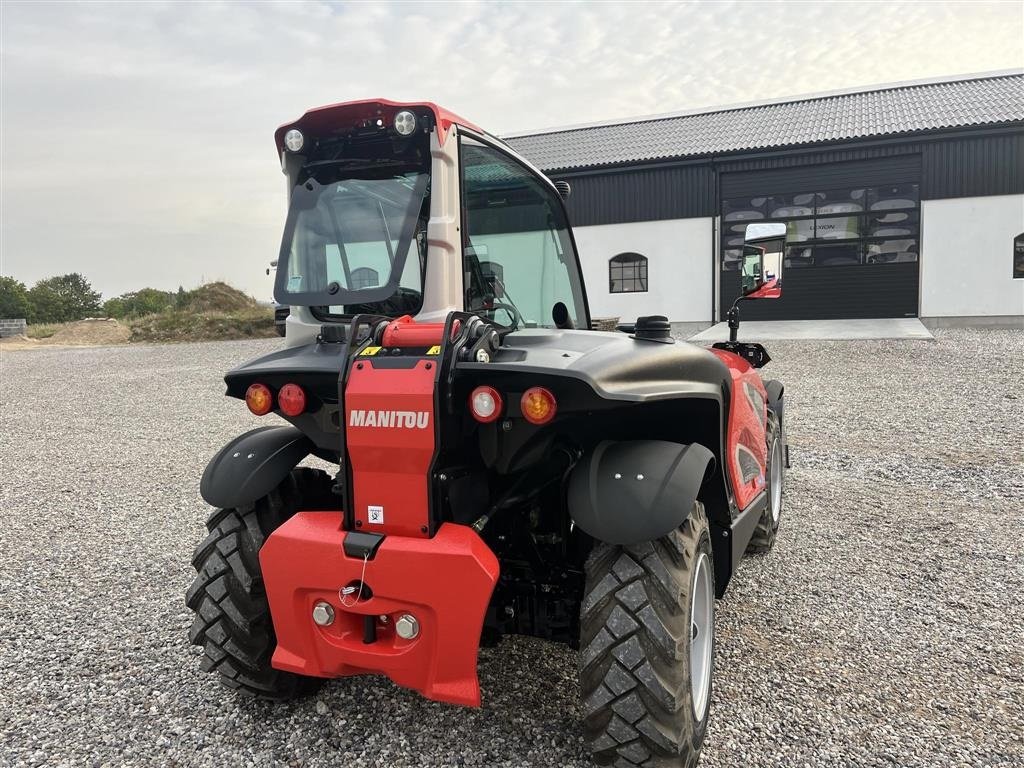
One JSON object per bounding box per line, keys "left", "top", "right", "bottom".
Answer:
{"left": 580, "top": 503, "right": 711, "bottom": 768}
{"left": 186, "top": 467, "right": 334, "bottom": 700}
{"left": 747, "top": 412, "right": 783, "bottom": 555}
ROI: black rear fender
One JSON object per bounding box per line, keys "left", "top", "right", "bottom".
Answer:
{"left": 200, "top": 426, "right": 315, "bottom": 509}
{"left": 566, "top": 440, "right": 715, "bottom": 545}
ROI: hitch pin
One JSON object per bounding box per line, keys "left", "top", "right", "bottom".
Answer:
{"left": 339, "top": 552, "right": 370, "bottom": 607}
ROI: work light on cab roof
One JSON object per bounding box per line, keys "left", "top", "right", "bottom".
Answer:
{"left": 393, "top": 109, "right": 417, "bottom": 136}
{"left": 283, "top": 129, "right": 304, "bottom": 153}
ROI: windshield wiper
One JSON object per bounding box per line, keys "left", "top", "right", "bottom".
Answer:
{"left": 302, "top": 158, "right": 408, "bottom": 171}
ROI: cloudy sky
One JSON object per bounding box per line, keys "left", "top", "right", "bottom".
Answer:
{"left": 2, "top": 0, "right": 1022, "bottom": 301}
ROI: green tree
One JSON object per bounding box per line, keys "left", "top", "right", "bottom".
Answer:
{"left": 126, "top": 287, "right": 174, "bottom": 316}
{"left": 27, "top": 273, "right": 102, "bottom": 323}
{"left": 103, "top": 288, "right": 174, "bottom": 318}
{"left": 0, "top": 276, "right": 30, "bottom": 319}
{"left": 103, "top": 297, "right": 128, "bottom": 319}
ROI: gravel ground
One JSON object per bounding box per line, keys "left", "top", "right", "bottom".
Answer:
{"left": 1, "top": 328, "right": 1022, "bottom": 768}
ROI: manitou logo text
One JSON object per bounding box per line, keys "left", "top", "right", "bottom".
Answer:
{"left": 349, "top": 410, "right": 430, "bottom": 429}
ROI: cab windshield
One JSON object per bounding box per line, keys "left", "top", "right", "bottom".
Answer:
{"left": 275, "top": 140, "right": 430, "bottom": 317}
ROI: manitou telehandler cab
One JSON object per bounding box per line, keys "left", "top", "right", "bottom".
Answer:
{"left": 187, "top": 100, "right": 788, "bottom": 768}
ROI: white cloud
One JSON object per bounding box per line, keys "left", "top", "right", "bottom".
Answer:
{"left": 1, "top": 0, "right": 1021, "bottom": 299}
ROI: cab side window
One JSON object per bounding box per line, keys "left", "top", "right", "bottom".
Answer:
{"left": 460, "top": 137, "right": 585, "bottom": 329}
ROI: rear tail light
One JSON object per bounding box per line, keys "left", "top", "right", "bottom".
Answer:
{"left": 245, "top": 383, "right": 273, "bottom": 416}
{"left": 278, "top": 383, "right": 307, "bottom": 417}
{"left": 521, "top": 387, "right": 556, "bottom": 425}
{"left": 470, "top": 386, "right": 502, "bottom": 423}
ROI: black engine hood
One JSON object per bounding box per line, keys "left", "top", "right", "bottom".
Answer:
{"left": 458, "top": 329, "right": 730, "bottom": 404}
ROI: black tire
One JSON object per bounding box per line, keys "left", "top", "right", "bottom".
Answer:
{"left": 580, "top": 502, "right": 715, "bottom": 768}
{"left": 746, "top": 411, "right": 783, "bottom": 555}
{"left": 186, "top": 467, "right": 335, "bottom": 699}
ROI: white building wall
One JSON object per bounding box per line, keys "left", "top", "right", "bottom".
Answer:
{"left": 921, "top": 194, "right": 1024, "bottom": 318}
{"left": 571, "top": 217, "right": 713, "bottom": 323}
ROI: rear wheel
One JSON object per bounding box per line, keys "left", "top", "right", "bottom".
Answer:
{"left": 746, "top": 412, "right": 784, "bottom": 554}
{"left": 580, "top": 502, "right": 714, "bottom": 768}
{"left": 186, "top": 467, "right": 334, "bottom": 699}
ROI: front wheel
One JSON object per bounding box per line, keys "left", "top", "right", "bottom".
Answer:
{"left": 747, "top": 411, "right": 784, "bottom": 554}
{"left": 580, "top": 502, "right": 714, "bottom": 768}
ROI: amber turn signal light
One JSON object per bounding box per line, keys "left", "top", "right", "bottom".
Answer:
{"left": 521, "top": 387, "right": 556, "bottom": 425}
{"left": 245, "top": 383, "right": 273, "bottom": 416}
{"left": 278, "top": 383, "right": 307, "bottom": 417}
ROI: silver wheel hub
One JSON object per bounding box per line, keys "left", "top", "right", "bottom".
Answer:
{"left": 770, "top": 440, "right": 783, "bottom": 526}
{"left": 690, "top": 551, "right": 713, "bottom": 720}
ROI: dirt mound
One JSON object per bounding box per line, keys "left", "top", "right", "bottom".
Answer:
{"left": 48, "top": 318, "right": 131, "bottom": 345}
{"left": 0, "top": 319, "right": 131, "bottom": 350}
{"left": 181, "top": 282, "right": 259, "bottom": 314}
{"left": 0, "top": 334, "right": 36, "bottom": 351}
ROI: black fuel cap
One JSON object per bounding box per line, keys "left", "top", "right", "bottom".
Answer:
{"left": 633, "top": 315, "right": 674, "bottom": 343}
{"left": 319, "top": 324, "right": 346, "bottom": 343}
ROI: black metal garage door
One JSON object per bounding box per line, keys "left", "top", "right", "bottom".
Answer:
{"left": 719, "top": 156, "right": 922, "bottom": 320}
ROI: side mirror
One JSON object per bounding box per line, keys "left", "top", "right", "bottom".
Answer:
{"left": 741, "top": 222, "right": 785, "bottom": 299}
{"left": 479, "top": 259, "right": 505, "bottom": 298}
{"left": 554, "top": 180, "right": 571, "bottom": 200}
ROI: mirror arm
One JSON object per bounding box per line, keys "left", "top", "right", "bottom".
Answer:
{"left": 727, "top": 294, "right": 746, "bottom": 342}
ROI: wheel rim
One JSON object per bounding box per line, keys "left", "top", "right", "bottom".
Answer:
{"left": 769, "top": 439, "right": 783, "bottom": 526}
{"left": 690, "top": 551, "right": 713, "bottom": 720}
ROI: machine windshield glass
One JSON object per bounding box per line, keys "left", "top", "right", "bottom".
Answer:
{"left": 275, "top": 153, "right": 430, "bottom": 317}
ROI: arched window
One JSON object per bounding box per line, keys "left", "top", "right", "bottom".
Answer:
{"left": 609, "top": 253, "right": 648, "bottom": 293}
{"left": 350, "top": 267, "right": 379, "bottom": 290}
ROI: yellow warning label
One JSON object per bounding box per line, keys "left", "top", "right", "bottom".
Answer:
{"left": 359, "top": 346, "right": 382, "bottom": 356}
{"left": 426, "top": 345, "right": 441, "bottom": 356}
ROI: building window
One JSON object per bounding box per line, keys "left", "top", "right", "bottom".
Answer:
{"left": 350, "top": 267, "right": 379, "bottom": 289}
{"left": 609, "top": 253, "right": 648, "bottom": 293}
{"left": 723, "top": 183, "right": 920, "bottom": 270}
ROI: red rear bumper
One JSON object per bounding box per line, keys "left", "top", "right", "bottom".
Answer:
{"left": 259, "top": 513, "right": 499, "bottom": 706}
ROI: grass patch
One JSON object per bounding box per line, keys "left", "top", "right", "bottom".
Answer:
{"left": 20, "top": 284, "right": 278, "bottom": 345}
{"left": 128, "top": 307, "right": 276, "bottom": 343}
{"left": 26, "top": 323, "right": 61, "bottom": 339}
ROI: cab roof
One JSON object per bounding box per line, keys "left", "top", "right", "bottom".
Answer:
{"left": 274, "top": 99, "right": 480, "bottom": 154}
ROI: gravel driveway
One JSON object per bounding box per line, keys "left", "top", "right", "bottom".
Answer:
{"left": 1, "top": 329, "right": 1022, "bottom": 767}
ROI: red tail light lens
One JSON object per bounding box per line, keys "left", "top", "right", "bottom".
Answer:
{"left": 278, "top": 383, "right": 307, "bottom": 417}
{"left": 521, "top": 387, "right": 556, "bottom": 425}
{"left": 469, "top": 386, "right": 502, "bottom": 423}
{"left": 245, "top": 383, "right": 273, "bottom": 416}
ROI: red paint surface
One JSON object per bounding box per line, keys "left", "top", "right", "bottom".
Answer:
{"left": 380, "top": 314, "right": 447, "bottom": 348}
{"left": 711, "top": 348, "right": 769, "bottom": 510}
{"left": 275, "top": 99, "right": 478, "bottom": 153}
{"left": 345, "top": 358, "right": 436, "bottom": 538}
{"left": 746, "top": 276, "right": 782, "bottom": 300}
{"left": 261, "top": 515, "right": 499, "bottom": 707}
